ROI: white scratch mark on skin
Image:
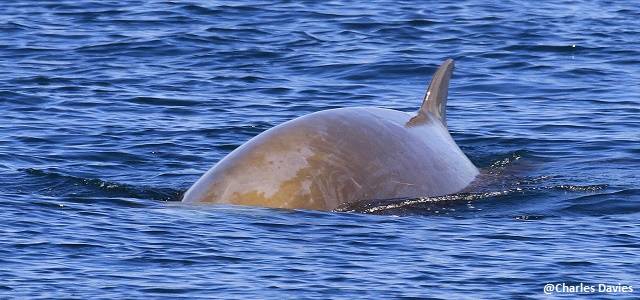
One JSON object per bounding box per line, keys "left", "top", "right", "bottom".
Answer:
{"left": 390, "top": 180, "right": 415, "bottom": 186}
{"left": 350, "top": 177, "right": 362, "bottom": 189}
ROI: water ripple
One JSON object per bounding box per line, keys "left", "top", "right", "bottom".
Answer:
{"left": 1, "top": 0, "right": 639, "bottom": 298}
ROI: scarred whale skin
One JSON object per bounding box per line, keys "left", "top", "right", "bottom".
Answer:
{"left": 183, "top": 59, "right": 479, "bottom": 210}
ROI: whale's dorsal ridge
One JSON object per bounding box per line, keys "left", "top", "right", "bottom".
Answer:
{"left": 414, "top": 58, "right": 454, "bottom": 128}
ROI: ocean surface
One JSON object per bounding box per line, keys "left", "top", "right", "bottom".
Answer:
{"left": 1, "top": 0, "right": 639, "bottom": 298}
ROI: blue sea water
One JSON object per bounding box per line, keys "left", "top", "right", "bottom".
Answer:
{"left": 1, "top": 0, "right": 639, "bottom": 298}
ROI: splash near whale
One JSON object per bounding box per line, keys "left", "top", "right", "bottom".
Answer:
{"left": 183, "top": 59, "right": 479, "bottom": 210}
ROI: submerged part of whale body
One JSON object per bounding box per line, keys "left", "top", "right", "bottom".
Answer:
{"left": 183, "top": 59, "right": 479, "bottom": 210}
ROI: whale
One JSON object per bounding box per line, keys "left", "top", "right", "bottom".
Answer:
{"left": 183, "top": 59, "right": 479, "bottom": 210}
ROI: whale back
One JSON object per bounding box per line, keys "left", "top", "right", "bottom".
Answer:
{"left": 182, "top": 108, "right": 478, "bottom": 210}
{"left": 182, "top": 59, "right": 479, "bottom": 210}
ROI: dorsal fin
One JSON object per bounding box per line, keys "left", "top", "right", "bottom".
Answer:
{"left": 414, "top": 58, "right": 454, "bottom": 128}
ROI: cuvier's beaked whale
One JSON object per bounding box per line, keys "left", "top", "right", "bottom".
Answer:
{"left": 183, "top": 59, "right": 479, "bottom": 210}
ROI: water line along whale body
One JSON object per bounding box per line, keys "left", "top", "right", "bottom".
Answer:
{"left": 183, "top": 59, "right": 479, "bottom": 210}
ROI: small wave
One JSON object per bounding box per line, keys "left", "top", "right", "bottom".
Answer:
{"left": 334, "top": 191, "right": 511, "bottom": 215}
{"left": 22, "top": 168, "right": 183, "bottom": 201}
{"left": 336, "top": 183, "right": 609, "bottom": 216}
{"left": 500, "top": 44, "right": 589, "bottom": 53}
{"left": 128, "top": 96, "right": 202, "bottom": 107}
{"left": 513, "top": 215, "right": 546, "bottom": 221}
{"left": 179, "top": 4, "right": 222, "bottom": 16}
{"left": 551, "top": 184, "right": 609, "bottom": 192}
{"left": 405, "top": 19, "right": 439, "bottom": 27}
{"left": 562, "top": 189, "right": 640, "bottom": 216}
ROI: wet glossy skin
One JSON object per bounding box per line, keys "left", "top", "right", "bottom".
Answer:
{"left": 182, "top": 107, "right": 479, "bottom": 210}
